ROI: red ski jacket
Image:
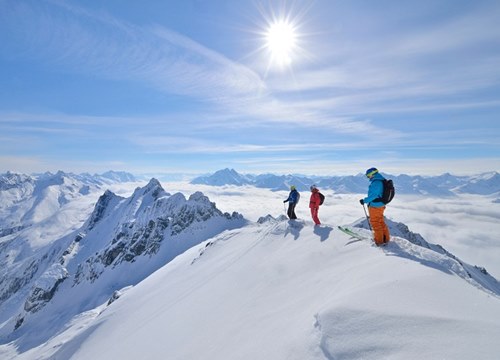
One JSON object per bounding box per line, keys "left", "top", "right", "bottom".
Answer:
{"left": 309, "top": 189, "right": 321, "bottom": 208}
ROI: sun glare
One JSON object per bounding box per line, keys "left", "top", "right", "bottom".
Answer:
{"left": 265, "top": 20, "right": 297, "bottom": 67}
{"left": 252, "top": 2, "right": 311, "bottom": 73}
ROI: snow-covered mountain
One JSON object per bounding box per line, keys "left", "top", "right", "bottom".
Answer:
{"left": 99, "top": 170, "right": 136, "bottom": 183}
{"left": 1, "top": 169, "right": 499, "bottom": 359}
{"left": 0, "top": 178, "right": 244, "bottom": 353}
{"left": 0, "top": 170, "right": 136, "bottom": 238}
{"left": 253, "top": 173, "right": 317, "bottom": 191}
{"left": 190, "top": 168, "right": 500, "bottom": 195}
{"left": 1, "top": 215, "right": 498, "bottom": 359}
{"left": 454, "top": 171, "right": 500, "bottom": 195}
{"left": 191, "top": 168, "right": 252, "bottom": 186}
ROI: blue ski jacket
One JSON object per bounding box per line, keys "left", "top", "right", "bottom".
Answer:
{"left": 363, "top": 172, "right": 386, "bottom": 208}
{"left": 284, "top": 189, "right": 300, "bottom": 204}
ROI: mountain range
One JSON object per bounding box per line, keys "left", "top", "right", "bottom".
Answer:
{"left": 0, "top": 176, "right": 244, "bottom": 355}
{"left": 191, "top": 168, "right": 500, "bottom": 196}
{"left": 0, "top": 170, "right": 137, "bottom": 238}
{"left": 0, "top": 170, "right": 499, "bottom": 359}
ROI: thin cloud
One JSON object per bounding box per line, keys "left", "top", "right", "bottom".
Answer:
{"left": 0, "top": 0, "right": 398, "bottom": 136}
{"left": 261, "top": 3, "right": 500, "bottom": 118}
{"left": 389, "top": 4, "right": 500, "bottom": 56}
{"left": 0, "top": 1, "right": 266, "bottom": 104}
{"left": 129, "top": 134, "right": 400, "bottom": 155}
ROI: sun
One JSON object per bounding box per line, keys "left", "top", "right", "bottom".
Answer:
{"left": 250, "top": 2, "right": 311, "bottom": 73}
{"left": 265, "top": 20, "right": 297, "bottom": 67}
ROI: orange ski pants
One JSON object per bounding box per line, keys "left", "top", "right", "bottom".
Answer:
{"left": 368, "top": 206, "right": 390, "bottom": 246}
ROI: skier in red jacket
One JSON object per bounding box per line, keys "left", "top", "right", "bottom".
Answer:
{"left": 309, "top": 185, "right": 321, "bottom": 225}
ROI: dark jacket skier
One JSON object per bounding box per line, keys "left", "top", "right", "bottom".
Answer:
{"left": 284, "top": 185, "right": 300, "bottom": 219}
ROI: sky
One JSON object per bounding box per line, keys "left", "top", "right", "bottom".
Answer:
{"left": 1, "top": 0, "right": 500, "bottom": 176}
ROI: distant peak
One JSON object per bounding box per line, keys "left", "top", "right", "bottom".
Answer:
{"left": 188, "top": 191, "right": 211, "bottom": 203}
{"left": 100, "top": 170, "right": 136, "bottom": 182}
{"left": 146, "top": 178, "right": 161, "bottom": 188}
{"left": 219, "top": 168, "right": 236, "bottom": 173}
{"left": 131, "top": 178, "right": 167, "bottom": 200}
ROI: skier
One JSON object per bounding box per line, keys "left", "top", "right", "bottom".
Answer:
{"left": 360, "top": 167, "right": 390, "bottom": 246}
{"left": 309, "top": 185, "right": 321, "bottom": 225}
{"left": 283, "top": 185, "right": 300, "bottom": 220}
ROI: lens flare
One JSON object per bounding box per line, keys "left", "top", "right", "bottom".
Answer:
{"left": 265, "top": 20, "right": 297, "bottom": 67}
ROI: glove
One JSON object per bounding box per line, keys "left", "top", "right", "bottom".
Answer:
{"left": 283, "top": 200, "right": 287, "bottom": 203}
{"left": 359, "top": 199, "right": 364, "bottom": 205}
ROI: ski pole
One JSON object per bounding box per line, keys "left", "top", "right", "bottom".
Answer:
{"left": 362, "top": 203, "right": 372, "bottom": 231}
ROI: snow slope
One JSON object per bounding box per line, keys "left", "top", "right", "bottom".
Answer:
{"left": 8, "top": 217, "right": 499, "bottom": 360}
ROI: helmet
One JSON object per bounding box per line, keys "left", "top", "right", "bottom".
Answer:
{"left": 290, "top": 185, "right": 296, "bottom": 190}
{"left": 365, "top": 167, "right": 378, "bottom": 178}
{"left": 310, "top": 184, "right": 317, "bottom": 191}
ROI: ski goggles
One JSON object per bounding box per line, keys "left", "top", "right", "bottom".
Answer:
{"left": 366, "top": 169, "right": 378, "bottom": 178}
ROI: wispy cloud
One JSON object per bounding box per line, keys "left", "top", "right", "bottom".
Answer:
{"left": 0, "top": 0, "right": 394, "bottom": 136}
{"left": 262, "top": 2, "right": 500, "bottom": 119}
{"left": 130, "top": 135, "right": 375, "bottom": 155}
{"left": 0, "top": 1, "right": 266, "bottom": 104}
{"left": 388, "top": 4, "right": 500, "bottom": 56}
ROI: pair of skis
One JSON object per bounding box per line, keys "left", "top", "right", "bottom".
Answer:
{"left": 339, "top": 226, "right": 390, "bottom": 248}
{"left": 337, "top": 226, "right": 370, "bottom": 242}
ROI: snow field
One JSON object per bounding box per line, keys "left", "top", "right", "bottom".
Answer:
{"left": 65, "top": 219, "right": 500, "bottom": 360}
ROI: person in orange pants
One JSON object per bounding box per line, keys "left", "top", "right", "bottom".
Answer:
{"left": 360, "top": 167, "right": 390, "bottom": 246}
{"left": 367, "top": 206, "right": 390, "bottom": 246}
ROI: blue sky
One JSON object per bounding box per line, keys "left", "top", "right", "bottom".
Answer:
{"left": 1, "top": 0, "right": 499, "bottom": 176}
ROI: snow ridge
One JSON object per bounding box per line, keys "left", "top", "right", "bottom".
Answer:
{"left": 351, "top": 218, "right": 500, "bottom": 297}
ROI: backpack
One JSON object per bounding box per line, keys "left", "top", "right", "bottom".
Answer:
{"left": 374, "top": 179, "right": 395, "bottom": 204}
{"left": 318, "top": 192, "right": 325, "bottom": 205}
